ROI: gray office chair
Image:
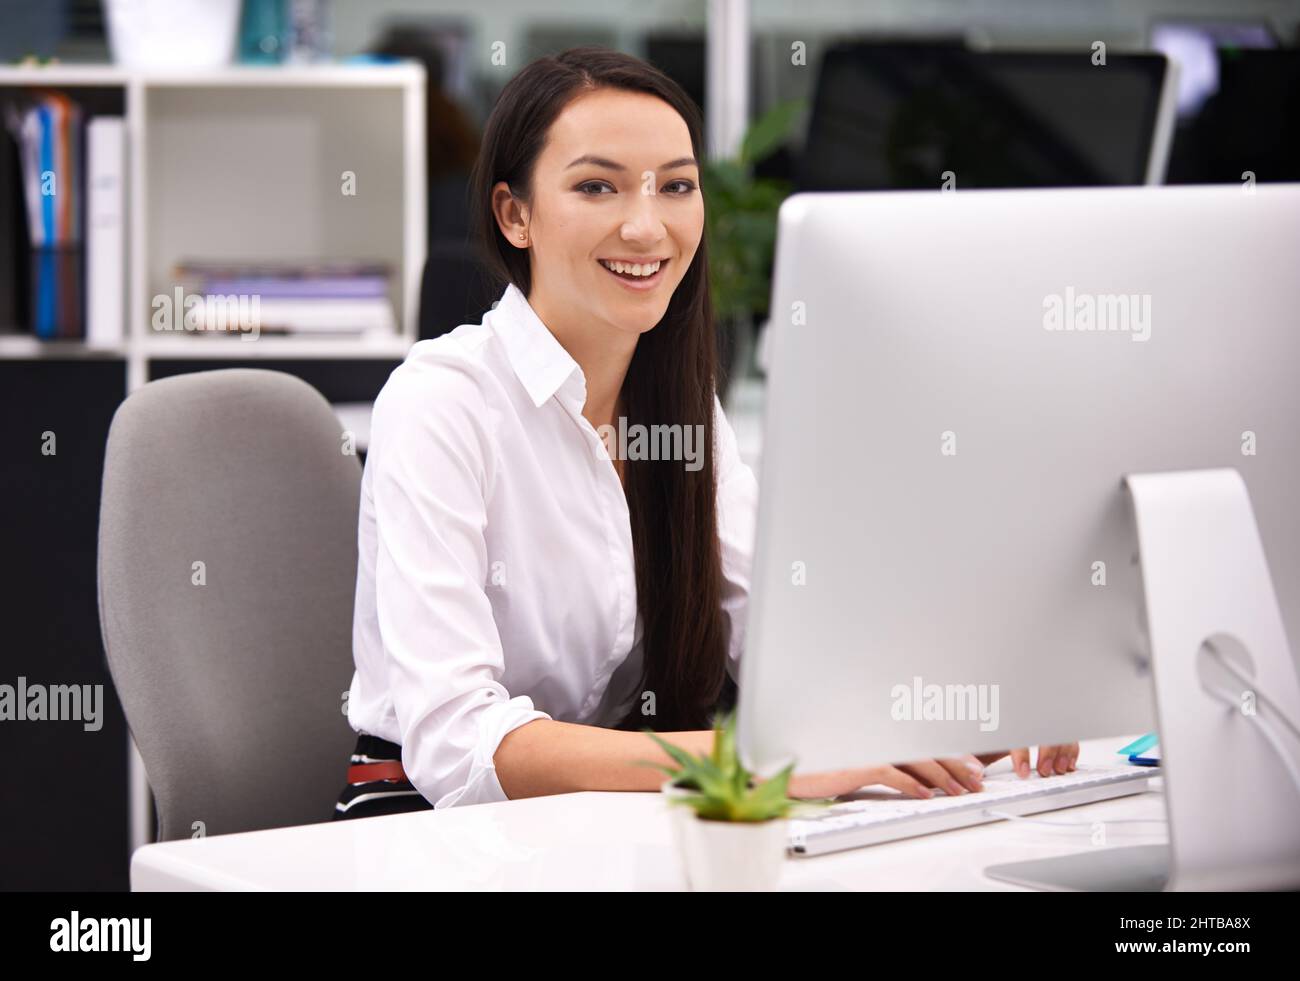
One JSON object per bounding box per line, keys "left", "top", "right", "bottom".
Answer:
{"left": 98, "top": 369, "right": 361, "bottom": 841}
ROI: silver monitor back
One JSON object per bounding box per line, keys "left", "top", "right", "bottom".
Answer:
{"left": 738, "top": 183, "right": 1300, "bottom": 776}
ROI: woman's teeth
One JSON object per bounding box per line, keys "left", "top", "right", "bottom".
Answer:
{"left": 599, "top": 259, "right": 662, "bottom": 277}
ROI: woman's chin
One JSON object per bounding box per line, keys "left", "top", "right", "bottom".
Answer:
{"left": 598, "top": 299, "right": 670, "bottom": 336}
{"left": 624, "top": 310, "right": 669, "bottom": 336}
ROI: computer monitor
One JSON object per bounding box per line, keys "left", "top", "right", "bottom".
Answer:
{"left": 1149, "top": 20, "right": 1277, "bottom": 119}
{"left": 1158, "top": 46, "right": 1300, "bottom": 184}
{"left": 738, "top": 184, "right": 1300, "bottom": 889}
{"left": 798, "top": 42, "right": 1178, "bottom": 190}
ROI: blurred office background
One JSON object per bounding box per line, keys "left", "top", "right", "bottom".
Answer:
{"left": 1, "top": 0, "right": 1297, "bottom": 889}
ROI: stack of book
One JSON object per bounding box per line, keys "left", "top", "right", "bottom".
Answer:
{"left": 170, "top": 259, "right": 397, "bottom": 336}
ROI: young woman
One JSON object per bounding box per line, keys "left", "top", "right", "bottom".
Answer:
{"left": 334, "top": 47, "right": 1076, "bottom": 820}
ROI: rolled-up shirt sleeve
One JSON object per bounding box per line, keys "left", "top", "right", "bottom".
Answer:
{"left": 368, "top": 359, "right": 551, "bottom": 809}
{"left": 713, "top": 395, "right": 760, "bottom": 680}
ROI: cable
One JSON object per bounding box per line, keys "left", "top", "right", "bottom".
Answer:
{"left": 1201, "top": 677, "right": 1300, "bottom": 798}
{"left": 1199, "top": 637, "right": 1300, "bottom": 795}
{"left": 1203, "top": 641, "right": 1300, "bottom": 744}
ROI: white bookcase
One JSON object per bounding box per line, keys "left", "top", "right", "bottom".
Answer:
{"left": 0, "top": 63, "right": 427, "bottom": 390}
{"left": 0, "top": 63, "right": 426, "bottom": 857}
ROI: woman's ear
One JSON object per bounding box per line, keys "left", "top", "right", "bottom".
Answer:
{"left": 491, "top": 181, "right": 530, "bottom": 248}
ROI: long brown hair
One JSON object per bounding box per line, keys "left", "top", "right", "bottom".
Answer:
{"left": 469, "top": 47, "right": 730, "bottom": 732}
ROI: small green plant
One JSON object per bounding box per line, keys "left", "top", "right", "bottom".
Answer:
{"left": 641, "top": 708, "right": 832, "bottom": 822}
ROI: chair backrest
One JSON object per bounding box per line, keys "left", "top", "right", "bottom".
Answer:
{"left": 98, "top": 368, "right": 361, "bottom": 841}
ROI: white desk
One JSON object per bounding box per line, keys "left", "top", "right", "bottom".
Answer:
{"left": 131, "top": 735, "right": 1165, "bottom": 890}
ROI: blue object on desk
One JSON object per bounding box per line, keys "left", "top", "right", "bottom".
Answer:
{"left": 1117, "top": 732, "right": 1158, "bottom": 757}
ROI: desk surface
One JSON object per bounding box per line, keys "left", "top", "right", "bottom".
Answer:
{"left": 131, "top": 735, "right": 1166, "bottom": 890}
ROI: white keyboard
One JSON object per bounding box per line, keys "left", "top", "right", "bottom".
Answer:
{"left": 788, "top": 764, "right": 1158, "bottom": 856}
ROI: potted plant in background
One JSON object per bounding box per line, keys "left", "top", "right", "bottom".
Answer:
{"left": 642, "top": 709, "right": 830, "bottom": 891}
{"left": 703, "top": 100, "right": 803, "bottom": 395}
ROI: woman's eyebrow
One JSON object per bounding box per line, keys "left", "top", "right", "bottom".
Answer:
{"left": 565, "top": 154, "right": 698, "bottom": 172}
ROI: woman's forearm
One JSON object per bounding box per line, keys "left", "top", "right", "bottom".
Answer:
{"left": 493, "top": 719, "right": 715, "bottom": 798}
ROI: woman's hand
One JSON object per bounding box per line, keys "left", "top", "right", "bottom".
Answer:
{"left": 975, "top": 743, "right": 1080, "bottom": 778}
{"left": 787, "top": 754, "right": 986, "bottom": 800}
{"left": 783, "top": 742, "right": 1081, "bottom": 800}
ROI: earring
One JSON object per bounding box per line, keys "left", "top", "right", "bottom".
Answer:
{"left": 518, "top": 232, "right": 526, "bottom": 241}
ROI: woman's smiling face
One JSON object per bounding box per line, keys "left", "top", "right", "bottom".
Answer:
{"left": 496, "top": 87, "right": 704, "bottom": 338}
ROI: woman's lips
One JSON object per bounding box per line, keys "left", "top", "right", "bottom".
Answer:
{"left": 598, "top": 258, "right": 669, "bottom": 292}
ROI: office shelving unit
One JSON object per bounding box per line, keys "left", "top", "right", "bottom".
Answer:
{"left": 0, "top": 62, "right": 425, "bottom": 871}
{"left": 0, "top": 62, "right": 426, "bottom": 387}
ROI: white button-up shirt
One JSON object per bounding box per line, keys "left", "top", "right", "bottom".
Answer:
{"left": 347, "top": 282, "right": 760, "bottom": 808}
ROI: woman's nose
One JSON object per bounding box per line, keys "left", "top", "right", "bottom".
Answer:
{"left": 619, "top": 194, "right": 668, "bottom": 243}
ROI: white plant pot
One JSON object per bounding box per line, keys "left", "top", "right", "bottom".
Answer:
{"left": 662, "top": 780, "right": 788, "bottom": 891}
{"left": 104, "top": 0, "right": 241, "bottom": 70}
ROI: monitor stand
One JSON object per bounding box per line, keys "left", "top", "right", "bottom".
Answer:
{"left": 986, "top": 468, "right": 1300, "bottom": 891}
{"left": 987, "top": 844, "right": 1169, "bottom": 891}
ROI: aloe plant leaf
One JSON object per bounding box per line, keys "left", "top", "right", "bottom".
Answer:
{"left": 644, "top": 730, "right": 701, "bottom": 772}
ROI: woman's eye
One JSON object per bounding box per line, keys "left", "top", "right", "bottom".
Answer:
{"left": 576, "top": 179, "right": 696, "bottom": 195}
